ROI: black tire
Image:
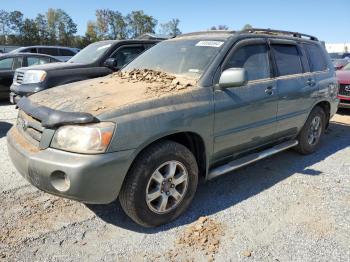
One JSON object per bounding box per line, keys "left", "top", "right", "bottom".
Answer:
{"left": 295, "top": 106, "right": 326, "bottom": 155}
{"left": 119, "top": 140, "right": 198, "bottom": 227}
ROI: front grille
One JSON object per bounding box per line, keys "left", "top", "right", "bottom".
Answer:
{"left": 340, "top": 99, "right": 350, "bottom": 104}
{"left": 17, "top": 110, "right": 44, "bottom": 147}
{"left": 15, "top": 71, "right": 24, "bottom": 84}
{"left": 338, "top": 84, "right": 350, "bottom": 97}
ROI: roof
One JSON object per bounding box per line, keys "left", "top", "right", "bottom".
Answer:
{"left": 177, "top": 28, "right": 319, "bottom": 42}
{"left": 137, "top": 33, "right": 172, "bottom": 40}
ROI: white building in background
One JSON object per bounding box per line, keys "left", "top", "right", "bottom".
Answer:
{"left": 325, "top": 43, "right": 350, "bottom": 53}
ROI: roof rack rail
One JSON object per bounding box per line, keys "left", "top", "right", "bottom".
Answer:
{"left": 179, "top": 30, "right": 236, "bottom": 37}
{"left": 241, "top": 28, "right": 318, "bottom": 41}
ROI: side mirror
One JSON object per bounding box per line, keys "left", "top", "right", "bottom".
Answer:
{"left": 104, "top": 58, "right": 118, "bottom": 69}
{"left": 219, "top": 68, "right": 247, "bottom": 88}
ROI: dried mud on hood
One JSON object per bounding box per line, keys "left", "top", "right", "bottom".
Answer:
{"left": 29, "top": 69, "right": 197, "bottom": 116}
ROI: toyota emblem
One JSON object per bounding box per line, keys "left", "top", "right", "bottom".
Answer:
{"left": 345, "top": 86, "right": 350, "bottom": 92}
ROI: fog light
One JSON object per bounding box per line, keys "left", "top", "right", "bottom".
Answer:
{"left": 51, "top": 171, "right": 70, "bottom": 192}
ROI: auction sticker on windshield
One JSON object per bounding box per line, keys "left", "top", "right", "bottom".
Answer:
{"left": 195, "top": 41, "right": 224, "bottom": 47}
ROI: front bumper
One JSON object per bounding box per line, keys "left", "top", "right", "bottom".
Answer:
{"left": 337, "top": 95, "right": 350, "bottom": 109}
{"left": 9, "top": 92, "right": 22, "bottom": 104}
{"left": 7, "top": 127, "right": 135, "bottom": 204}
{"left": 10, "top": 82, "right": 43, "bottom": 104}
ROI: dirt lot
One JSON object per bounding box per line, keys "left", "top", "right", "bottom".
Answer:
{"left": 1, "top": 102, "right": 350, "bottom": 262}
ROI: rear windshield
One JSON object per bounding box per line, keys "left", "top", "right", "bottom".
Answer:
{"left": 68, "top": 42, "right": 112, "bottom": 64}
{"left": 123, "top": 39, "right": 225, "bottom": 79}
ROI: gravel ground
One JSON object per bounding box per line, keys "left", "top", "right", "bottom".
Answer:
{"left": 1, "top": 102, "right": 350, "bottom": 262}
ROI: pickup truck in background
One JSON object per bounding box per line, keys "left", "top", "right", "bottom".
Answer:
{"left": 9, "top": 39, "right": 161, "bottom": 104}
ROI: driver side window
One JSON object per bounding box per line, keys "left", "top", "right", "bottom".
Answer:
{"left": 111, "top": 46, "right": 145, "bottom": 68}
{"left": 224, "top": 44, "right": 271, "bottom": 81}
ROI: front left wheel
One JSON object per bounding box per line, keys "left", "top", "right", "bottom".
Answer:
{"left": 119, "top": 140, "right": 198, "bottom": 227}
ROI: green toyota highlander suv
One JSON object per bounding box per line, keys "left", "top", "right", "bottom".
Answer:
{"left": 7, "top": 29, "right": 339, "bottom": 227}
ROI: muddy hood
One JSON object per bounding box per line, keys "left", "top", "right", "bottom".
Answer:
{"left": 28, "top": 76, "right": 153, "bottom": 117}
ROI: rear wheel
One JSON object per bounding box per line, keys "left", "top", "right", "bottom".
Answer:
{"left": 295, "top": 106, "right": 326, "bottom": 155}
{"left": 119, "top": 140, "right": 198, "bottom": 227}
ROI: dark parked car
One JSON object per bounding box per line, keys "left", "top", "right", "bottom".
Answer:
{"left": 7, "top": 29, "right": 338, "bottom": 227}
{"left": 10, "top": 39, "right": 161, "bottom": 104}
{"left": 9, "top": 46, "right": 79, "bottom": 62}
{"left": 0, "top": 53, "right": 59, "bottom": 100}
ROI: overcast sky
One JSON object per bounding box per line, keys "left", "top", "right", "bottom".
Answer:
{"left": 2, "top": 0, "right": 349, "bottom": 43}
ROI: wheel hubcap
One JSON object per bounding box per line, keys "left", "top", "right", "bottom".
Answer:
{"left": 307, "top": 116, "right": 322, "bottom": 145}
{"left": 146, "top": 161, "right": 188, "bottom": 214}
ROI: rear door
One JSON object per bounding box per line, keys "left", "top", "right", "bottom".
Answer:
{"left": 213, "top": 39, "right": 278, "bottom": 160}
{"left": 303, "top": 43, "right": 333, "bottom": 102}
{"left": 270, "top": 40, "right": 317, "bottom": 137}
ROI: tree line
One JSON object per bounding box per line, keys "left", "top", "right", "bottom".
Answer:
{"left": 0, "top": 9, "right": 182, "bottom": 48}
{"left": 0, "top": 8, "right": 252, "bottom": 49}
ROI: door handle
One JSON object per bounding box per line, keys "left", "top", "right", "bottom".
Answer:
{"left": 307, "top": 79, "right": 316, "bottom": 87}
{"left": 265, "top": 86, "right": 274, "bottom": 95}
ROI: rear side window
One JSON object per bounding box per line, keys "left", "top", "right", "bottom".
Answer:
{"left": 59, "top": 49, "right": 76, "bottom": 56}
{"left": 224, "top": 44, "right": 271, "bottom": 81}
{"left": 21, "top": 48, "right": 37, "bottom": 53}
{"left": 271, "top": 44, "right": 303, "bottom": 76}
{"left": 304, "top": 44, "right": 328, "bottom": 72}
{"left": 38, "top": 48, "right": 59, "bottom": 56}
{"left": 27, "top": 56, "right": 51, "bottom": 66}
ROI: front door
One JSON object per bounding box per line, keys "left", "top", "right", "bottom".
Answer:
{"left": 213, "top": 39, "right": 278, "bottom": 161}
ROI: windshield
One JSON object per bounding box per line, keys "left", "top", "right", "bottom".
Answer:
{"left": 68, "top": 42, "right": 112, "bottom": 63}
{"left": 123, "top": 38, "right": 225, "bottom": 79}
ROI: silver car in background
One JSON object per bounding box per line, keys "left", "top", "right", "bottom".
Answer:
{"left": 9, "top": 46, "right": 79, "bottom": 62}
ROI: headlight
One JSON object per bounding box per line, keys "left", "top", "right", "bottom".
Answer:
{"left": 22, "top": 70, "right": 47, "bottom": 84}
{"left": 51, "top": 122, "right": 115, "bottom": 154}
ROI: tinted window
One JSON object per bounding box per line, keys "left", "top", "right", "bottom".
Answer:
{"left": 272, "top": 44, "right": 303, "bottom": 76}
{"left": 0, "top": 58, "right": 14, "bottom": 70}
{"left": 27, "top": 56, "right": 51, "bottom": 66}
{"left": 21, "top": 48, "right": 37, "bottom": 53}
{"left": 111, "top": 46, "right": 145, "bottom": 67}
{"left": 225, "top": 44, "right": 270, "bottom": 81}
{"left": 304, "top": 44, "right": 328, "bottom": 72}
{"left": 38, "top": 48, "right": 59, "bottom": 56}
{"left": 60, "top": 49, "right": 76, "bottom": 56}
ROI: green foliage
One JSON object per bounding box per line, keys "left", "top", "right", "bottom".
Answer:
{"left": 0, "top": 8, "right": 177, "bottom": 48}
{"left": 160, "top": 18, "right": 181, "bottom": 37}
{"left": 126, "top": 10, "right": 157, "bottom": 38}
{"left": 242, "top": 24, "right": 253, "bottom": 30}
{"left": 210, "top": 25, "right": 229, "bottom": 30}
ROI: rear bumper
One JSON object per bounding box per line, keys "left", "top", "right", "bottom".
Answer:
{"left": 7, "top": 127, "right": 135, "bottom": 204}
